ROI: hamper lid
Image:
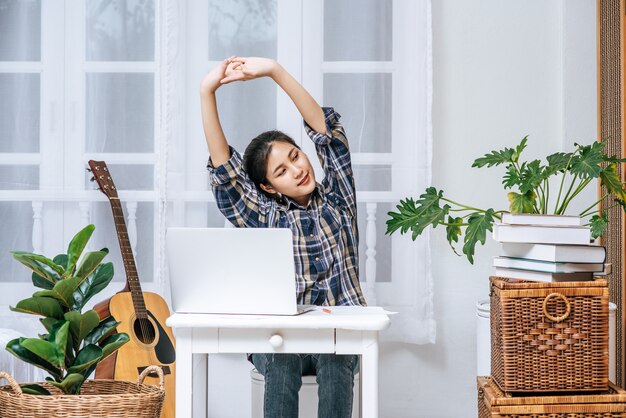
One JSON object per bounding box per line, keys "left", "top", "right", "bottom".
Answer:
{"left": 478, "top": 377, "right": 626, "bottom": 410}
{"left": 489, "top": 276, "right": 608, "bottom": 290}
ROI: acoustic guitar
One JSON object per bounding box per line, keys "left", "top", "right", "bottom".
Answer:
{"left": 88, "top": 160, "right": 175, "bottom": 418}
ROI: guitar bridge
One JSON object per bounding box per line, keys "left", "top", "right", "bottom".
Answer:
{"left": 138, "top": 365, "right": 171, "bottom": 377}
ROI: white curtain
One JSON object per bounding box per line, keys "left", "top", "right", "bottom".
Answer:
{"left": 0, "top": 0, "right": 433, "bottom": 354}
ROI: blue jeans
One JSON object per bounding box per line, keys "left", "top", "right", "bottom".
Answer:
{"left": 251, "top": 353, "right": 358, "bottom": 418}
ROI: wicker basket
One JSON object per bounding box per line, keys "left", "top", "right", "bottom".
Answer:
{"left": 490, "top": 276, "right": 609, "bottom": 393}
{"left": 478, "top": 376, "right": 626, "bottom": 417}
{"left": 0, "top": 365, "right": 165, "bottom": 418}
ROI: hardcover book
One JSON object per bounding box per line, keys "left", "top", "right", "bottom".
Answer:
{"left": 493, "top": 256, "right": 606, "bottom": 273}
{"left": 500, "top": 242, "right": 606, "bottom": 263}
{"left": 493, "top": 267, "right": 595, "bottom": 282}
{"left": 501, "top": 213, "right": 581, "bottom": 226}
{"left": 492, "top": 223, "right": 591, "bottom": 245}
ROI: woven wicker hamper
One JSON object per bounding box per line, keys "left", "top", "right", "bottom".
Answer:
{"left": 478, "top": 376, "right": 626, "bottom": 417}
{"left": 490, "top": 276, "right": 609, "bottom": 393}
{"left": 0, "top": 366, "right": 165, "bottom": 418}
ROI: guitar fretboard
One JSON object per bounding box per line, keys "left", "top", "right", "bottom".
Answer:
{"left": 109, "top": 197, "right": 147, "bottom": 318}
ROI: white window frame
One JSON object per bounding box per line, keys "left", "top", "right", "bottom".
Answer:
{"left": 0, "top": 0, "right": 164, "bottom": 307}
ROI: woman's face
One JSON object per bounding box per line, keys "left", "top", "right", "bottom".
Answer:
{"left": 261, "top": 141, "right": 316, "bottom": 206}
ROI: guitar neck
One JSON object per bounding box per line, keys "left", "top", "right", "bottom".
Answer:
{"left": 109, "top": 198, "right": 148, "bottom": 317}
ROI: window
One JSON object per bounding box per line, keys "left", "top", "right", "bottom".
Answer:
{"left": 0, "top": 0, "right": 161, "bottom": 305}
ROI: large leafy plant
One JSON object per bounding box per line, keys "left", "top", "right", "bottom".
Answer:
{"left": 5, "top": 224, "right": 129, "bottom": 395}
{"left": 387, "top": 138, "right": 626, "bottom": 264}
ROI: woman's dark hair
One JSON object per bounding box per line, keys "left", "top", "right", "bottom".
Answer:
{"left": 243, "top": 130, "right": 299, "bottom": 196}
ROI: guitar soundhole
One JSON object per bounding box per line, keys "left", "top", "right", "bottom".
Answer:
{"left": 133, "top": 317, "right": 156, "bottom": 344}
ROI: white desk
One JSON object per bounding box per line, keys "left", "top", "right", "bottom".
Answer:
{"left": 166, "top": 306, "right": 391, "bottom": 418}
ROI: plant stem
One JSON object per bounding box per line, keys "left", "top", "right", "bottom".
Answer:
{"left": 441, "top": 221, "right": 469, "bottom": 227}
{"left": 440, "top": 197, "right": 488, "bottom": 213}
{"left": 535, "top": 182, "right": 546, "bottom": 214}
{"left": 556, "top": 174, "right": 579, "bottom": 214}
{"left": 545, "top": 179, "right": 550, "bottom": 214}
{"left": 579, "top": 193, "right": 610, "bottom": 218}
{"left": 553, "top": 153, "right": 575, "bottom": 213}
{"left": 581, "top": 204, "right": 619, "bottom": 219}
{"left": 559, "top": 177, "right": 592, "bottom": 215}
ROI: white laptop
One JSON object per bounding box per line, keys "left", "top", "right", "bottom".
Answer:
{"left": 166, "top": 227, "right": 315, "bottom": 315}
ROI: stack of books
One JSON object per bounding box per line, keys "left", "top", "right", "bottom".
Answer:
{"left": 492, "top": 213, "right": 609, "bottom": 282}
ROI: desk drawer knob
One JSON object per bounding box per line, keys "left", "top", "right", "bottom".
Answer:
{"left": 269, "top": 334, "right": 283, "bottom": 348}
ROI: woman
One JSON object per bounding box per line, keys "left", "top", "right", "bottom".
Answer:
{"left": 200, "top": 56, "right": 365, "bottom": 418}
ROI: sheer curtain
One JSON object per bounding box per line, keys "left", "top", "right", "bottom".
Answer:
{"left": 164, "top": 0, "right": 434, "bottom": 345}
{"left": 0, "top": 0, "right": 433, "bottom": 354}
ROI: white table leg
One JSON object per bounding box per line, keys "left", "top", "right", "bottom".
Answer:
{"left": 175, "top": 328, "right": 193, "bottom": 418}
{"left": 360, "top": 331, "right": 379, "bottom": 418}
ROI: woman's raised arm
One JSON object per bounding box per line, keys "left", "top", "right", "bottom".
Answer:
{"left": 200, "top": 57, "right": 238, "bottom": 167}
{"left": 222, "top": 57, "right": 327, "bottom": 135}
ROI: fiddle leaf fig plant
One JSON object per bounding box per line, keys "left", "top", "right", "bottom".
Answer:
{"left": 5, "top": 224, "right": 129, "bottom": 395}
{"left": 386, "top": 138, "right": 626, "bottom": 264}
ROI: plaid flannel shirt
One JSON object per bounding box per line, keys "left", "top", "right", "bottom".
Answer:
{"left": 207, "top": 107, "right": 366, "bottom": 306}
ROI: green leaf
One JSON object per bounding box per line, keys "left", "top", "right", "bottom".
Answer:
{"left": 67, "top": 344, "right": 102, "bottom": 374}
{"left": 11, "top": 296, "right": 64, "bottom": 319}
{"left": 445, "top": 216, "right": 463, "bottom": 257}
{"left": 20, "top": 338, "right": 64, "bottom": 369}
{"left": 84, "top": 316, "right": 121, "bottom": 345}
{"left": 47, "top": 373, "right": 85, "bottom": 395}
{"left": 5, "top": 337, "right": 62, "bottom": 380}
{"left": 64, "top": 310, "right": 100, "bottom": 353}
{"left": 570, "top": 142, "right": 604, "bottom": 179}
{"left": 33, "top": 277, "right": 80, "bottom": 308}
{"left": 53, "top": 254, "right": 68, "bottom": 270}
{"left": 11, "top": 252, "right": 63, "bottom": 287}
{"left": 472, "top": 146, "right": 516, "bottom": 168}
{"left": 545, "top": 152, "right": 574, "bottom": 175}
{"left": 73, "top": 249, "right": 109, "bottom": 282}
{"left": 462, "top": 209, "right": 496, "bottom": 264}
{"left": 31, "top": 272, "right": 54, "bottom": 290}
{"left": 66, "top": 224, "right": 95, "bottom": 276}
{"left": 100, "top": 332, "right": 130, "bottom": 360}
{"left": 517, "top": 160, "right": 545, "bottom": 194}
{"left": 599, "top": 163, "right": 626, "bottom": 202}
{"left": 73, "top": 262, "right": 114, "bottom": 311}
{"left": 20, "top": 384, "right": 51, "bottom": 395}
{"left": 589, "top": 213, "right": 608, "bottom": 239}
{"left": 602, "top": 153, "right": 626, "bottom": 163}
{"left": 512, "top": 136, "right": 529, "bottom": 162}
{"left": 386, "top": 187, "right": 449, "bottom": 239}
{"left": 40, "top": 317, "right": 59, "bottom": 333}
{"left": 502, "top": 164, "right": 521, "bottom": 189}
{"left": 47, "top": 320, "right": 70, "bottom": 364}
{"left": 507, "top": 190, "right": 537, "bottom": 214}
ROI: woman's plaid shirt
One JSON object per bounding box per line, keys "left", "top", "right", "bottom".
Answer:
{"left": 207, "top": 107, "right": 366, "bottom": 306}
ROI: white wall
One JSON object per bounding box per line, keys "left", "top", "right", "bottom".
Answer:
{"left": 377, "top": 1, "right": 597, "bottom": 417}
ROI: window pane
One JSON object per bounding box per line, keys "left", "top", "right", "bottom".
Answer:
{"left": 208, "top": 0, "right": 276, "bottom": 60}
{"left": 357, "top": 202, "right": 391, "bottom": 283}
{"left": 86, "top": 0, "right": 155, "bottom": 61}
{"left": 324, "top": 0, "right": 391, "bottom": 62}
{"left": 214, "top": 78, "right": 276, "bottom": 152}
{"left": 85, "top": 73, "right": 154, "bottom": 153}
{"left": 85, "top": 164, "right": 153, "bottom": 190}
{"left": 0, "top": 202, "right": 34, "bottom": 283}
{"left": 0, "top": 73, "right": 40, "bottom": 152}
{"left": 91, "top": 201, "right": 154, "bottom": 283}
{"left": 353, "top": 165, "right": 391, "bottom": 192}
{"left": 0, "top": 0, "right": 41, "bottom": 61}
{"left": 0, "top": 165, "right": 38, "bottom": 190}
{"left": 324, "top": 73, "right": 391, "bottom": 153}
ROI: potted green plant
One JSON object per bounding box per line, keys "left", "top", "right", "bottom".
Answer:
{"left": 386, "top": 138, "right": 626, "bottom": 264}
{"left": 4, "top": 224, "right": 129, "bottom": 395}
